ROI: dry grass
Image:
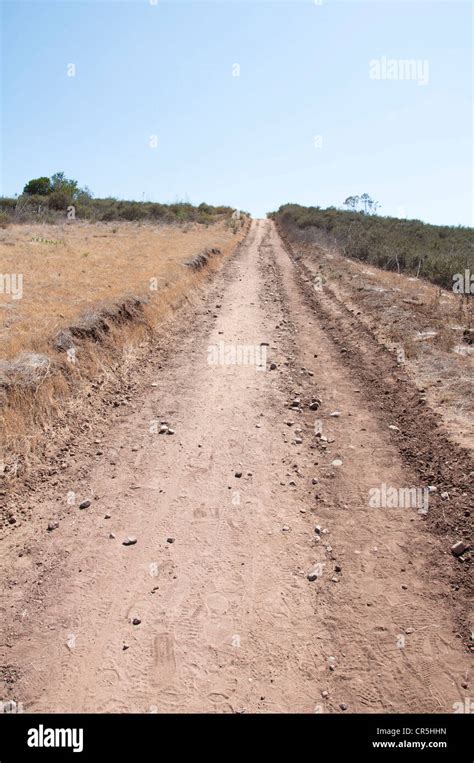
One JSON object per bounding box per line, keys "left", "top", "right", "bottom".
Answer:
{"left": 0, "top": 220, "right": 241, "bottom": 359}
{"left": 0, "top": 220, "right": 248, "bottom": 479}
{"left": 293, "top": 240, "right": 474, "bottom": 450}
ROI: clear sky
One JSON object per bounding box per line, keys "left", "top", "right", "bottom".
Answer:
{"left": 1, "top": 0, "right": 472, "bottom": 224}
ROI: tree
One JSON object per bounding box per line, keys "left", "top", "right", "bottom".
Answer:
{"left": 360, "top": 193, "right": 371, "bottom": 213}
{"left": 343, "top": 193, "right": 380, "bottom": 214}
{"left": 50, "top": 172, "right": 79, "bottom": 198}
{"left": 343, "top": 195, "right": 359, "bottom": 211}
{"left": 23, "top": 177, "right": 52, "bottom": 195}
{"left": 22, "top": 172, "right": 92, "bottom": 203}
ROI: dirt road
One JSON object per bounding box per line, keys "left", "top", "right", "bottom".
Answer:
{"left": 1, "top": 220, "right": 471, "bottom": 713}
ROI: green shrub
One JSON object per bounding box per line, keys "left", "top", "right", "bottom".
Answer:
{"left": 118, "top": 203, "right": 147, "bottom": 221}
{"left": 272, "top": 204, "right": 473, "bottom": 290}
{"left": 0, "top": 191, "right": 242, "bottom": 228}
{"left": 23, "top": 177, "right": 52, "bottom": 195}
{"left": 48, "top": 190, "right": 71, "bottom": 210}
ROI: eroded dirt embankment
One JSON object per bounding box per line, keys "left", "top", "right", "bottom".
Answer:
{"left": 1, "top": 223, "right": 248, "bottom": 495}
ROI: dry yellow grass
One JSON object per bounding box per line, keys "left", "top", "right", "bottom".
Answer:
{"left": 0, "top": 220, "right": 242, "bottom": 358}
{"left": 0, "top": 219, "right": 247, "bottom": 478}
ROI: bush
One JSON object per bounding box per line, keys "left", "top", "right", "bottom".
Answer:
{"left": 100, "top": 209, "right": 117, "bottom": 222}
{"left": 48, "top": 190, "right": 71, "bottom": 211}
{"left": 0, "top": 193, "right": 242, "bottom": 228}
{"left": 272, "top": 204, "right": 474, "bottom": 290}
{"left": 118, "top": 203, "right": 147, "bottom": 221}
{"left": 23, "top": 177, "right": 52, "bottom": 195}
{"left": 0, "top": 210, "right": 10, "bottom": 227}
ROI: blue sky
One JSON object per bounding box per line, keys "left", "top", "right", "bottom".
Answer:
{"left": 1, "top": 0, "right": 472, "bottom": 224}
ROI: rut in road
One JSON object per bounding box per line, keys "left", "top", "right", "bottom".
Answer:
{"left": 3, "top": 220, "right": 470, "bottom": 713}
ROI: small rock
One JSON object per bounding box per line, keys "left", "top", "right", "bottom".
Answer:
{"left": 159, "top": 425, "right": 168, "bottom": 434}
{"left": 294, "top": 437, "right": 303, "bottom": 444}
{"left": 47, "top": 521, "right": 59, "bottom": 532}
{"left": 331, "top": 459, "right": 343, "bottom": 467}
{"left": 109, "top": 533, "right": 116, "bottom": 539}
{"left": 321, "top": 690, "right": 329, "bottom": 699}
{"left": 335, "top": 565, "right": 342, "bottom": 573}
{"left": 132, "top": 617, "right": 141, "bottom": 626}
{"left": 388, "top": 425, "right": 400, "bottom": 432}
{"left": 8, "top": 516, "right": 17, "bottom": 524}
{"left": 166, "top": 537, "right": 175, "bottom": 544}
{"left": 269, "top": 363, "right": 277, "bottom": 371}
{"left": 339, "top": 703, "right": 348, "bottom": 711}
{"left": 167, "top": 428, "right": 175, "bottom": 435}
{"left": 282, "top": 525, "right": 291, "bottom": 532}
{"left": 123, "top": 644, "right": 130, "bottom": 650}
{"left": 104, "top": 513, "right": 111, "bottom": 519}
{"left": 235, "top": 471, "right": 242, "bottom": 478}
{"left": 123, "top": 536, "right": 137, "bottom": 546}
{"left": 451, "top": 541, "right": 470, "bottom": 557}
{"left": 441, "top": 491, "right": 449, "bottom": 500}
{"left": 307, "top": 571, "right": 318, "bottom": 581}
{"left": 329, "top": 411, "right": 341, "bottom": 417}
{"left": 312, "top": 478, "right": 319, "bottom": 485}
{"left": 401, "top": 584, "right": 408, "bottom": 590}
{"left": 79, "top": 500, "right": 91, "bottom": 510}
{"left": 428, "top": 486, "right": 437, "bottom": 493}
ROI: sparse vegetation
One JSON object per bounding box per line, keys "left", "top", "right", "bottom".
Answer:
{"left": 271, "top": 204, "right": 473, "bottom": 290}
{"left": 0, "top": 219, "right": 249, "bottom": 476}
{"left": 2, "top": 173, "right": 242, "bottom": 226}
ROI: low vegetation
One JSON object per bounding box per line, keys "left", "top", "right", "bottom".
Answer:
{"left": 0, "top": 172, "right": 241, "bottom": 227}
{"left": 271, "top": 203, "right": 473, "bottom": 290}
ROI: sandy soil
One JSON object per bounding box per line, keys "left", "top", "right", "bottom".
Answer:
{"left": 0, "top": 220, "right": 471, "bottom": 713}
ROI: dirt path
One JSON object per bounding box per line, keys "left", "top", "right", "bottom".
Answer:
{"left": 1, "top": 220, "right": 471, "bottom": 713}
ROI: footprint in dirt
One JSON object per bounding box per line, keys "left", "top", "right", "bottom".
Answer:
{"left": 153, "top": 633, "right": 177, "bottom": 687}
